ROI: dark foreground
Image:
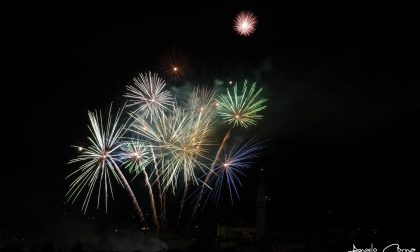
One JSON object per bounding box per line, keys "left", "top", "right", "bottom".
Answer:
{"left": 0, "top": 226, "right": 416, "bottom": 252}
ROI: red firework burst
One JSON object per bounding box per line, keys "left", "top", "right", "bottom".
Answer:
{"left": 233, "top": 11, "right": 257, "bottom": 36}
{"left": 158, "top": 48, "right": 192, "bottom": 82}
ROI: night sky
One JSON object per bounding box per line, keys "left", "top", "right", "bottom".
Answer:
{"left": 4, "top": 2, "right": 419, "bottom": 244}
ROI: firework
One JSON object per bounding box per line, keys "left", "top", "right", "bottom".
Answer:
{"left": 149, "top": 146, "right": 166, "bottom": 226}
{"left": 188, "top": 86, "right": 218, "bottom": 113}
{"left": 69, "top": 70, "right": 268, "bottom": 230}
{"left": 125, "top": 72, "right": 173, "bottom": 121}
{"left": 177, "top": 178, "right": 190, "bottom": 229}
{"left": 159, "top": 48, "right": 192, "bottom": 82}
{"left": 218, "top": 80, "right": 267, "bottom": 128}
{"left": 120, "top": 141, "right": 160, "bottom": 230}
{"left": 175, "top": 86, "right": 218, "bottom": 224}
{"left": 164, "top": 107, "right": 215, "bottom": 190}
{"left": 120, "top": 141, "right": 152, "bottom": 175}
{"left": 191, "top": 81, "right": 267, "bottom": 223}
{"left": 207, "top": 137, "right": 263, "bottom": 205}
{"left": 233, "top": 11, "right": 257, "bottom": 36}
{"left": 129, "top": 103, "right": 214, "bottom": 192}
{"left": 142, "top": 166, "right": 160, "bottom": 231}
{"left": 190, "top": 128, "right": 231, "bottom": 223}
{"left": 67, "top": 105, "right": 148, "bottom": 228}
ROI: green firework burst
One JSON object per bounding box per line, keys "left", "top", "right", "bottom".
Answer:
{"left": 218, "top": 80, "right": 267, "bottom": 128}
{"left": 120, "top": 141, "right": 152, "bottom": 175}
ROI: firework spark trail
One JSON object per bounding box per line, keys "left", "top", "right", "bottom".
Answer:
{"left": 191, "top": 81, "right": 267, "bottom": 223}
{"left": 176, "top": 90, "right": 212, "bottom": 225}
{"left": 177, "top": 178, "right": 190, "bottom": 229}
{"left": 130, "top": 105, "right": 214, "bottom": 192}
{"left": 114, "top": 164, "right": 148, "bottom": 229}
{"left": 150, "top": 147, "right": 164, "bottom": 223}
{"left": 190, "top": 128, "right": 231, "bottom": 224}
{"left": 142, "top": 169, "right": 160, "bottom": 232}
{"left": 158, "top": 153, "right": 168, "bottom": 227}
{"left": 161, "top": 186, "right": 167, "bottom": 227}
{"left": 208, "top": 137, "right": 264, "bottom": 205}
{"left": 119, "top": 141, "right": 160, "bottom": 229}
{"left": 67, "top": 106, "right": 148, "bottom": 228}
{"left": 70, "top": 73, "right": 267, "bottom": 230}
{"left": 125, "top": 72, "right": 173, "bottom": 121}
{"left": 128, "top": 87, "right": 218, "bottom": 226}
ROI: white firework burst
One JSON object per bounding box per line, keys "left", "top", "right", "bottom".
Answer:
{"left": 120, "top": 141, "right": 152, "bottom": 176}
{"left": 67, "top": 105, "right": 127, "bottom": 213}
{"left": 125, "top": 72, "right": 174, "bottom": 121}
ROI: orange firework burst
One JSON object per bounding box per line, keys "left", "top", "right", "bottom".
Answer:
{"left": 233, "top": 11, "right": 257, "bottom": 36}
{"left": 159, "top": 48, "right": 192, "bottom": 82}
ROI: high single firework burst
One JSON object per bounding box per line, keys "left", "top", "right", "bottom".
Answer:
{"left": 159, "top": 48, "right": 193, "bottom": 82}
{"left": 207, "top": 137, "right": 263, "bottom": 205}
{"left": 217, "top": 80, "right": 267, "bottom": 128}
{"left": 233, "top": 11, "right": 257, "bottom": 36}
{"left": 125, "top": 72, "right": 174, "bottom": 121}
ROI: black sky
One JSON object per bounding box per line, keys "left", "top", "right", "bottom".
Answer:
{"left": 3, "top": 2, "right": 419, "bottom": 241}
